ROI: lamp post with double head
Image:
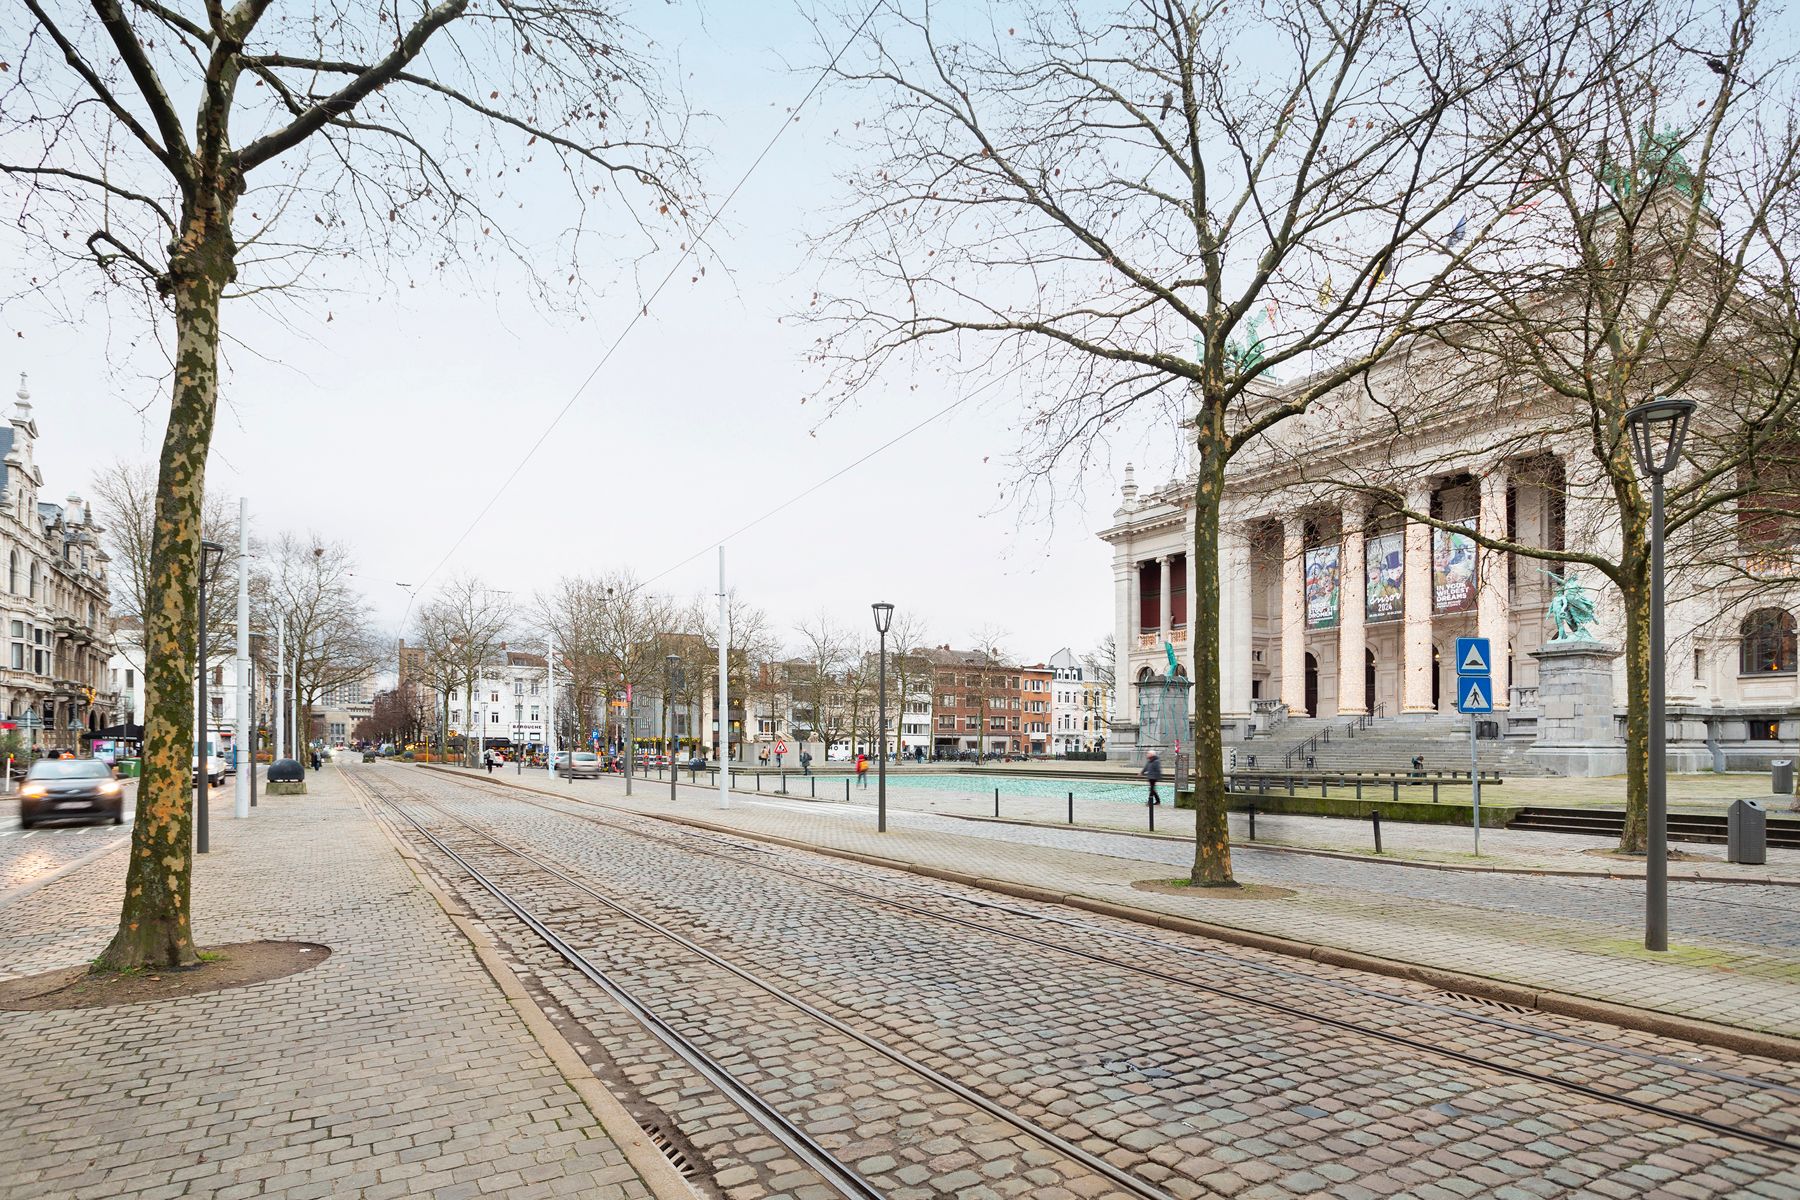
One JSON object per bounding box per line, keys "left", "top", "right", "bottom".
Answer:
{"left": 1624, "top": 395, "right": 1696, "bottom": 953}
{"left": 871, "top": 603, "right": 894, "bottom": 831}
{"left": 196, "top": 539, "right": 226, "bottom": 854}
{"left": 666, "top": 653, "right": 680, "bottom": 803}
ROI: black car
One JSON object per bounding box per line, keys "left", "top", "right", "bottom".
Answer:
{"left": 19, "top": 759, "right": 124, "bottom": 828}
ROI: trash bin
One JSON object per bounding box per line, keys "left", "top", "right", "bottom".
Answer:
{"left": 117, "top": 758, "right": 141, "bottom": 778}
{"left": 1773, "top": 760, "right": 1794, "bottom": 795}
{"left": 1728, "top": 798, "right": 1767, "bottom": 866}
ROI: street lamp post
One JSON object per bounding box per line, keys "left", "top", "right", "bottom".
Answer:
{"left": 196, "top": 539, "right": 225, "bottom": 854}
{"left": 1624, "top": 395, "right": 1696, "bottom": 953}
{"left": 666, "top": 654, "right": 680, "bottom": 803}
{"left": 872, "top": 602, "right": 894, "bottom": 833}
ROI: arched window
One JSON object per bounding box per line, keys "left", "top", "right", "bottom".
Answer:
{"left": 1741, "top": 609, "right": 1797, "bottom": 675}
{"left": 6, "top": 551, "right": 15, "bottom": 594}
{"left": 27, "top": 561, "right": 38, "bottom": 600}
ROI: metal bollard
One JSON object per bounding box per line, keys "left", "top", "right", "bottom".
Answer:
{"left": 1148, "top": 793, "right": 1155, "bottom": 832}
{"left": 1248, "top": 803, "right": 1256, "bottom": 841}
{"left": 1432, "top": 780, "right": 1440, "bottom": 804}
{"left": 846, "top": 779, "right": 851, "bottom": 803}
{"left": 1286, "top": 774, "right": 1295, "bottom": 796}
{"left": 780, "top": 771, "right": 786, "bottom": 794}
{"left": 1322, "top": 776, "right": 1330, "bottom": 798}
{"left": 1372, "top": 808, "right": 1383, "bottom": 853}
{"left": 1068, "top": 791, "right": 1074, "bottom": 825}
{"left": 811, "top": 776, "right": 816, "bottom": 798}
{"left": 1355, "top": 777, "right": 1363, "bottom": 799}
{"left": 994, "top": 787, "right": 1000, "bottom": 817}
{"left": 756, "top": 772, "right": 761, "bottom": 792}
{"left": 1392, "top": 780, "right": 1400, "bottom": 802}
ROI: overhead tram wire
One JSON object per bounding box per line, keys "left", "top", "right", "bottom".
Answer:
{"left": 406, "top": 0, "right": 891, "bottom": 603}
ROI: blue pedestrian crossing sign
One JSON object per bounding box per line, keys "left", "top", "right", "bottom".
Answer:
{"left": 1456, "top": 675, "right": 1494, "bottom": 714}
{"left": 1454, "top": 637, "right": 1491, "bottom": 676}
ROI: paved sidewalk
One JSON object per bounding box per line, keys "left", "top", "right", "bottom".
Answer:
{"left": 455, "top": 766, "right": 1800, "bottom": 1041}
{"left": 0, "top": 767, "right": 667, "bottom": 1200}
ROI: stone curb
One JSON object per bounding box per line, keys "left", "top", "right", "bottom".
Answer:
{"left": 942, "top": 812, "right": 1800, "bottom": 887}
{"left": 0, "top": 833, "right": 129, "bottom": 910}
{"left": 426, "top": 765, "right": 1800, "bottom": 1064}
{"left": 353, "top": 773, "right": 702, "bottom": 1200}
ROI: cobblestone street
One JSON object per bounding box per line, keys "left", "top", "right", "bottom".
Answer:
{"left": 362, "top": 764, "right": 1800, "bottom": 1199}
{"left": 0, "top": 769, "right": 665, "bottom": 1200}
{"left": 461, "top": 765, "right": 1800, "bottom": 1040}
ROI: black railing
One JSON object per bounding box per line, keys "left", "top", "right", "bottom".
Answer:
{"left": 1227, "top": 768, "right": 1504, "bottom": 806}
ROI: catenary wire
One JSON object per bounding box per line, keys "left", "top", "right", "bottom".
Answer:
{"left": 408, "top": 0, "right": 891, "bottom": 601}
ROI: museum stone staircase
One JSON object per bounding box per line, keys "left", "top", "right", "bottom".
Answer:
{"left": 1229, "top": 713, "right": 1551, "bottom": 776}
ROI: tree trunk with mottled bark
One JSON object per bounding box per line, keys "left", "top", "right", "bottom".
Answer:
{"left": 1189, "top": 406, "right": 1236, "bottom": 887}
{"left": 94, "top": 196, "right": 236, "bottom": 972}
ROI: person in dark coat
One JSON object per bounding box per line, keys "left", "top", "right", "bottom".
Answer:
{"left": 1142, "top": 751, "right": 1163, "bottom": 807}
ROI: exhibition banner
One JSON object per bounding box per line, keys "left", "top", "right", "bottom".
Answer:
{"left": 1365, "top": 532, "right": 1404, "bottom": 622}
{"left": 1304, "top": 545, "right": 1341, "bottom": 629}
{"left": 1433, "top": 522, "right": 1478, "bottom": 613}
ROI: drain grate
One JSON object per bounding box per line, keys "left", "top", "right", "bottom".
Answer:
{"left": 1440, "top": 990, "right": 1535, "bottom": 1016}
{"left": 637, "top": 1120, "right": 700, "bottom": 1180}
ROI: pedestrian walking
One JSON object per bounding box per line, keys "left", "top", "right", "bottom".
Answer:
{"left": 758, "top": 747, "right": 770, "bottom": 768}
{"left": 1142, "top": 751, "right": 1162, "bottom": 807}
{"left": 800, "top": 749, "right": 812, "bottom": 776}
{"left": 775, "top": 750, "right": 784, "bottom": 769}
{"left": 484, "top": 751, "right": 494, "bottom": 774}
{"left": 856, "top": 753, "right": 870, "bottom": 788}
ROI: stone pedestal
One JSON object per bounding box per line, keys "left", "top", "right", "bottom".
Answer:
{"left": 266, "top": 780, "right": 308, "bottom": 796}
{"left": 1106, "top": 721, "right": 1141, "bottom": 765}
{"left": 1527, "top": 639, "right": 1626, "bottom": 777}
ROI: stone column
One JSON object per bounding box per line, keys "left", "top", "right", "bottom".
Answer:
{"left": 1113, "top": 560, "right": 1133, "bottom": 724}
{"left": 1338, "top": 502, "right": 1367, "bottom": 715}
{"left": 1403, "top": 484, "right": 1437, "bottom": 713}
{"left": 1478, "top": 468, "right": 1511, "bottom": 708}
{"left": 1158, "top": 554, "right": 1173, "bottom": 643}
{"left": 1281, "top": 517, "right": 1306, "bottom": 711}
{"left": 1220, "top": 526, "right": 1254, "bottom": 720}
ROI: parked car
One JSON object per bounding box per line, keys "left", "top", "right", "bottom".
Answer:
{"left": 194, "top": 755, "right": 227, "bottom": 788}
{"left": 19, "top": 758, "right": 124, "bottom": 828}
{"left": 556, "top": 751, "right": 606, "bottom": 779}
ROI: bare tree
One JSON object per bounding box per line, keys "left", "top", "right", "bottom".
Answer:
{"left": 967, "top": 625, "right": 1011, "bottom": 759}
{"left": 91, "top": 459, "right": 238, "bottom": 660}
{"left": 412, "top": 576, "right": 513, "bottom": 766}
{"left": 881, "top": 611, "right": 933, "bottom": 759}
{"left": 686, "top": 590, "right": 779, "bottom": 758}
{"left": 792, "top": 615, "right": 852, "bottom": 754}
{"left": 6, "top": 1, "right": 699, "bottom": 969}
{"left": 807, "top": 0, "right": 1613, "bottom": 884}
{"left": 534, "top": 576, "right": 617, "bottom": 751}
{"left": 253, "top": 534, "right": 383, "bottom": 747}
{"left": 1291, "top": 1, "right": 1800, "bottom": 850}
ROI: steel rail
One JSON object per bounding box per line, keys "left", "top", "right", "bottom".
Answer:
{"left": 349, "top": 776, "right": 885, "bottom": 1200}
{"left": 366, "top": 774, "right": 1180, "bottom": 1200}
{"left": 420, "top": 768, "right": 1800, "bottom": 1157}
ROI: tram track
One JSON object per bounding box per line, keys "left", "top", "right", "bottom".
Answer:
{"left": 418, "top": 765, "right": 1800, "bottom": 1159}
{"left": 351, "top": 769, "right": 1183, "bottom": 1200}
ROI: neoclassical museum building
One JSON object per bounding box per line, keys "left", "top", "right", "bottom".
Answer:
{"left": 1102, "top": 368, "right": 1799, "bottom": 775}
{"left": 0, "top": 376, "right": 119, "bottom": 748}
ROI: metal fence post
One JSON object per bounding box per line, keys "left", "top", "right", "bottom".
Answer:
{"left": 1372, "top": 808, "right": 1383, "bottom": 854}
{"left": 1248, "top": 804, "right": 1256, "bottom": 841}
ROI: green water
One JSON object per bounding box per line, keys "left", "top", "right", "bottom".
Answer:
{"left": 882, "top": 772, "right": 1148, "bottom": 806}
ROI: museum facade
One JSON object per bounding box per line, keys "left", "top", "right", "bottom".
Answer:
{"left": 1101, "top": 377, "right": 1800, "bottom": 774}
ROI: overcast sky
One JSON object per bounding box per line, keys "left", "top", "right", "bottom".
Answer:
{"left": 4, "top": 2, "right": 1191, "bottom": 665}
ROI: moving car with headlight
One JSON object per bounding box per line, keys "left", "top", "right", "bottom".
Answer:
{"left": 18, "top": 759, "right": 124, "bottom": 828}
